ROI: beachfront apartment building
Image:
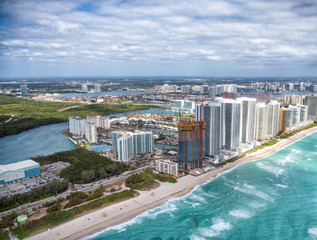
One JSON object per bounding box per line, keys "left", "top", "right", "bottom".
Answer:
{"left": 305, "top": 94, "right": 317, "bottom": 121}
{"left": 291, "top": 105, "right": 300, "bottom": 126}
{"left": 267, "top": 100, "right": 280, "bottom": 137}
{"left": 69, "top": 117, "right": 86, "bottom": 136}
{"left": 178, "top": 121, "right": 206, "bottom": 170}
{"left": 237, "top": 97, "right": 256, "bottom": 143}
{"left": 286, "top": 106, "right": 294, "bottom": 128}
{"left": 85, "top": 121, "right": 97, "bottom": 143}
{"left": 204, "top": 102, "right": 222, "bottom": 157}
{"left": 254, "top": 102, "right": 268, "bottom": 141}
{"left": 217, "top": 98, "right": 241, "bottom": 150}
{"left": 155, "top": 160, "right": 178, "bottom": 176}
{"left": 299, "top": 105, "right": 308, "bottom": 122}
{"left": 112, "top": 131, "right": 153, "bottom": 162}
{"left": 279, "top": 108, "right": 288, "bottom": 133}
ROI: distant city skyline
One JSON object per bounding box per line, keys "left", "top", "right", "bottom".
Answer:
{"left": 1, "top": 0, "right": 317, "bottom": 78}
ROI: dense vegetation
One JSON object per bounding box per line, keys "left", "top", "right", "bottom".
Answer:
{"left": 11, "top": 190, "right": 135, "bottom": 239}
{"left": 126, "top": 168, "right": 176, "bottom": 190}
{"left": 0, "top": 96, "right": 153, "bottom": 137}
{"left": 32, "top": 148, "right": 130, "bottom": 183}
{"left": 64, "top": 186, "right": 104, "bottom": 209}
{"left": 0, "top": 230, "right": 9, "bottom": 240}
{"left": 0, "top": 180, "right": 68, "bottom": 213}
{"left": 0, "top": 212, "right": 18, "bottom": 229}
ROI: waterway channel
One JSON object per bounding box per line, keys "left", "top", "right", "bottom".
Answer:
{"left": 0, "top": 108, "right": 176, "bottom": 165}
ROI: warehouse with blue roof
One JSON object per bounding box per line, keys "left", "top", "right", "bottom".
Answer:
{"left": 0, "top": 160, "right": 40, "bottom": 184}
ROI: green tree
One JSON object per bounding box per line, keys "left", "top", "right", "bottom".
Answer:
{"left": 81, "top": 170, "right": 95, "bottom": 183}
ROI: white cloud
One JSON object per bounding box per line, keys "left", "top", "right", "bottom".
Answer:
{"left": 0, "top": 0, "right": 317, "bottom": 77}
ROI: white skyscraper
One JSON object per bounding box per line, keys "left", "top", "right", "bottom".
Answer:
{"left": 112, "top": 131, "right": 153, "bottom": 162}
{"left": 299, "top": 105, "right": 308, "bottom": 122}
{"left": 291, "top": 105, "right": 300, "bottom": 126}
{"left": 195, "top": 103, "right": 204, "bottom": 122}
{"left": 20, "top": 85, "right": 28, "bottom": 95}
{"left": 286, "top": 106, "right": 294, "bottom": 128}
{"left": 267, "top": 100, "right": 280, "bottom": 137}
{"left": 254, "top": 102, "right": 268, "bottom": 140}
{"left": 181, "top": 85, "right": 190, "bottom": 94}
{"left": 69, "top": 117, "right": 86, "bottom": 136}
{"left": 305, "top": 94, "right": 317, "bottom": 121}
{"left": 209, "top": 86, "right": 217, "bottom": 96}
{"left": 132, "top": 132, "right": 153, "bottom": 155}
{"left": 85, "top": 121, "right": 97, "bottom": 143}
{"left": 237, "top": 97, "right": 256, "bottom": 143}
{"left": 204, "top": 102, "right": 222, "bottom": 156}
{"left": 86, "top": 116, "right": 110, "bottom": 129}
{"left": 81, "top": 85, "right": 88, "bottom": 92}
{"left": 95, "top": 84, "right": 101, "bottom": 92}
{"left": 217, "top": 98, "right": 241, "bottom": 150}
{"left": 288, "top": 83, "right": 294, "bottom": 91}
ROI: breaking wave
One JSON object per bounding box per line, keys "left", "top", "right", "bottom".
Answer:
{"left": 229, "top": 209, "right": 252, "bottom": 219}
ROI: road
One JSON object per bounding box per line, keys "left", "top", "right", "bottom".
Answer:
{"left": 0, "top": 164, "right": 152, "bottom": 217}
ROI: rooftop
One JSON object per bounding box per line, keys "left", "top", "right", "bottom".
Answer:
{"left": 0, "top": 160, "right": 39, "bottom": 174}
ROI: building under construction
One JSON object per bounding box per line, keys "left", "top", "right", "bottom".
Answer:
{"left": 178, "top": 121, "right": 206, "bottom": 170}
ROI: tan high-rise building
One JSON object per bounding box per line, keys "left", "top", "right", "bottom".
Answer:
{"left": 279, "top": 108, "right": 288, "bottom": 133}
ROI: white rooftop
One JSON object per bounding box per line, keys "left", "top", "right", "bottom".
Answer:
{"left": 0, "top": 160, "right": 39, "bottom": 174}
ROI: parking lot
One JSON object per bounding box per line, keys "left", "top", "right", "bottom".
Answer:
{"left": 0, "top": 162, "right": 70, "bottom": 198}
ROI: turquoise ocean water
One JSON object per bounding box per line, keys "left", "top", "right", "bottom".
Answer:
{"left": 85, "top": 132, "right": 317, "bottom": 240}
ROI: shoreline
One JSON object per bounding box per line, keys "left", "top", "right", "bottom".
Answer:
{"left": 26, "top": 126, "right": 317, "bottom": 240}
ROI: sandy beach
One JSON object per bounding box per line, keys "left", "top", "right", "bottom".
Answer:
{"left": 26, "top": 126, "right": 317, "bottom": 240}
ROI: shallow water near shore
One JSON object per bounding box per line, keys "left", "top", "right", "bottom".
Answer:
{"left": 85, "top": 132, "right": 317, "bottom": 240}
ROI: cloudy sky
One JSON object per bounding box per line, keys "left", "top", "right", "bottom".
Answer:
{"left": 0, "top": 0, "right": 316, "bottom": 77}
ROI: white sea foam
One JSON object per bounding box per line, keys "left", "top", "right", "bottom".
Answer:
{"left": 234, "top": 184, "right": 274, "bottom": 202}
{"left": 190, "top": 235, "right": 206, "bottom": 240}
{"left": 211, "top": 218, "right": 232, "bottom": 231}
{"left": 229, "top": 209, "right": 251, "bottom": 219}
{"left": 247, "top": 201, "right": 267, "bottom": 209}
{"left": 308, "top": 227, "right": 317, "bottom": 239}
{"left": 183, "top": 200, "right": 201, "bottom": 208}
{"left": 308, "top": 158, "right": 312, "bottom": 161}
{"left": 198, "top": 218, "right": 231, "bottom": 238}
{"left": 291, "top": 149, "right": 302, "bottom": 154}
{"left": 278, "top": 155, "right": 295, "bottom": 165}
{"left": 256, "top": 162, "right": 285, "bottom": 177}
{"left": 274, "top": 183, "right": 288, "bottom": 188}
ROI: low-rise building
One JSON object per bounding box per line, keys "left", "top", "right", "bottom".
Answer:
{"left": 0, "top": 160, "right": 40, "bottom": 184}
{"left": 155, "top": 160, "right": 178, "bottom": 176}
